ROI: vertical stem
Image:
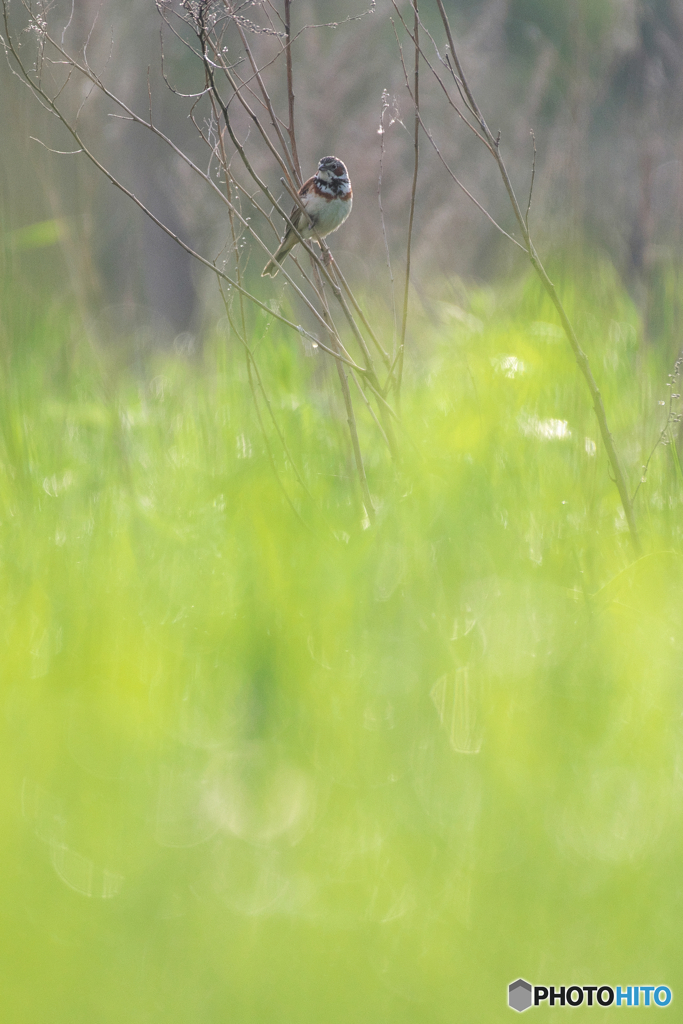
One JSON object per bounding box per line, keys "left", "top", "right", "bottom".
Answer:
{"left": 284, "top": 0, "right": 302, "bottom": 183}
{"left": 378, "top": 91, "right": 398, "bottom": 356}
{"left": 396, "top": 0, "right": 420, "bottom": 407}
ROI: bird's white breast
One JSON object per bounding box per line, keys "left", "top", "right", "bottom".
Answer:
{"left": 301, "top": 191, "right": 352, "bottom": 239}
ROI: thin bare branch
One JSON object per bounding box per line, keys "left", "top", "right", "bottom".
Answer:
{"left": 287, "top": 2, "right": 377, "bottom": 35}
{"left": 283, "top": 0, "right": 301, "bottom": 183}
{"left": 60, "top": 0, "right": 74, "bottom": 45}
{"left": 377, "top": 89, "right": 398, "bottom": 354}
{"left": 525, "top": 129, "right": 536, "bottom": 230}
{"left": 396, "top": 0, "right": 420, "bottom": 405}
{"left": 30, "top": 136, "right": 82, "bottom": 155}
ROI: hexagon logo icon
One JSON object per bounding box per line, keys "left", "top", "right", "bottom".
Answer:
{"left": 508, "top": 978, "right": 533, "bottom": 1012}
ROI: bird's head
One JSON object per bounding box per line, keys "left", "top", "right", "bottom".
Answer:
{"left": 317, "top": 156, "right": 348, "bottom": 182}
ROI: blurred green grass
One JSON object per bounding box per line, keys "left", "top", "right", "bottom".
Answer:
{"left": 1, "top": 257, "right": 683, "bottom": 1022}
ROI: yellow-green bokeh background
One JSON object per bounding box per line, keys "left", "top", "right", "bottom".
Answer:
{"left": 1, "top": 256, "right": 682, "bottom": 1022}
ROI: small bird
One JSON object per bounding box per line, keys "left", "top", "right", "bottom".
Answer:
{"left": 261, "top": 156, "right": 352, "bottom": 277}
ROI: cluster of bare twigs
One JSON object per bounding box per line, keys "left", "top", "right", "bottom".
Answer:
{"left": 389, "top": 0, "right": 640, "bottom": 552}
{"left": 1, "top": 0, "right": 395, "bottom": 527}
{"left": 2, "top": 0, "right": 644, "bottom": 548}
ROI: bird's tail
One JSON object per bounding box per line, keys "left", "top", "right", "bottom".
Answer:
{"left": 261, "top": 234, "right": 296, "bottom": 278}
{"left": 261, "top": 253, "right": 285, "bottom": 278}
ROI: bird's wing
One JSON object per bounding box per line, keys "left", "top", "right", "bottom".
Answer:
{"left": 298, "top": 176, "right": 316, "bottom": 199}
{"left": 286, "top": 176, "right": 316, "bottom": 231}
